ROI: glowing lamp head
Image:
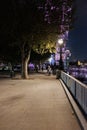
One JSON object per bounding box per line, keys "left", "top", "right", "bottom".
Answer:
{"left": 49, "top": 57, "right": 52, "bottom": 63}
{"left": 58, "top": 39, "right": 63, "bottom": 46}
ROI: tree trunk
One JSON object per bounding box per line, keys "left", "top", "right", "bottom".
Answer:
{"left": 21, "top": 42, "right": 31, "bottom": 79}
{"left": 22, "top": 58, "right": 29, "bottom": 79}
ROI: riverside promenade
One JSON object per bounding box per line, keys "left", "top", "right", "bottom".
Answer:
{"left": 0, "top": 72, "right": 81, "bottom": 130}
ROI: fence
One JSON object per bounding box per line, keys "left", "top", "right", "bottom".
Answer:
{"left": 61, "top": 71, "right": 87, "bottom": 118}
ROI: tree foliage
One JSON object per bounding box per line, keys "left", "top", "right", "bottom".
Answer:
{"left": 0, "top": 0, "right": 75, "bottom": 78}
{"left": 0, "top": 0, "right": 75, "bottom": 57}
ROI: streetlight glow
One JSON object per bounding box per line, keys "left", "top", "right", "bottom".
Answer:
{"left": 58, "top": 39, "right": 63, "bottom": 45}
{"left": 49, "top": 57, "right": 52, "bottom": 63}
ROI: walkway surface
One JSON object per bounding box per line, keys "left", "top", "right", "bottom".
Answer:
{"left": 0, "top": 72, "right": 81, "bottom": 130}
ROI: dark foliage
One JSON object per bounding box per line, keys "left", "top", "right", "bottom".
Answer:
{"left": 0, "top": 0, "right": 75, "bottom": 63}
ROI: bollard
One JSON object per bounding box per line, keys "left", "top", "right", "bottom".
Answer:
{"left": 56, "top": 69, "right": 61, "bottom": 79}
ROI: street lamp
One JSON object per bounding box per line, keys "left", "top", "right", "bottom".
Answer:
{"left": 58, "top": 38, "right": 64, "bottom": 70}
{"left": 65, "top": 49, "right": 71, "bottom": 72}
{"left": 58, "top": 39, "right": 63, "bottom": 45}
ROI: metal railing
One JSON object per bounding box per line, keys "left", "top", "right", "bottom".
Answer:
{"left": 61, "top": 71, "right": 87, "bottom": 118}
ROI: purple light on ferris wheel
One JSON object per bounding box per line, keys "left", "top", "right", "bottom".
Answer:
{"left": 37, "top": 0, "right": 73, "bottom": 36}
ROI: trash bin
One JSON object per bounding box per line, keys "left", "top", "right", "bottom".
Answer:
{"left": 56, "top": 69, "right": 61, "bottom": 79}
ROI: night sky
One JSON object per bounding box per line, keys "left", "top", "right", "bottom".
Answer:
{"left": 67, "top": 0, "right": 87, "bottom": 60}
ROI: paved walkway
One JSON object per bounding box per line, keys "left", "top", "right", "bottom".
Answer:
{"left": 0, "top": 73, "right": 81, "bottom": 130}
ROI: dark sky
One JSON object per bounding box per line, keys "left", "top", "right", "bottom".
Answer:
{"left": 67, "top": 0, "right": 87, "bottom": 60}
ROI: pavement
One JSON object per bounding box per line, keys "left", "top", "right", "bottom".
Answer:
{"left": 0, "top": 72, "right": 82, "bottom": 130}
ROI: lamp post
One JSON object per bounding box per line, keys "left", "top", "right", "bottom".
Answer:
{"left": 65, "top": 49, "right": 71, "bottom": 72}
{"left": 58, "top": 39, "right": 64, "bottom": 70}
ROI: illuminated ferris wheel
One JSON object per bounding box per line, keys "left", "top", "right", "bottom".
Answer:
{"left": 38, "top": 0, "right": 73, "bottom": 68}
{"left": 38, "top": 0, "right": 73, "bottom": 39}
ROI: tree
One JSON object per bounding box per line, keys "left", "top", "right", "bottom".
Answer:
{"left": 0, "top": 0, "right": 75, "bottom": 79}
{"left": 0, "top": 0, "right": 43, "bottom": 78}
{"left": 10, "top": 0, "right": 58, "bottom": 79}
{"left": 33, "top": 31, "right": 57, "bottom": 59}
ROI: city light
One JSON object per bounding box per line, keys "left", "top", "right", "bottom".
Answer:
{"left": 58, "top": 39, "right": 63, "bottom": 46}
{"left": 49, "top": 57, "right": 53, "bottom": 63}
